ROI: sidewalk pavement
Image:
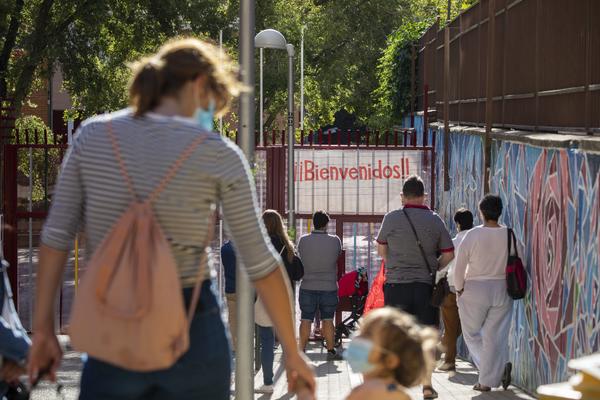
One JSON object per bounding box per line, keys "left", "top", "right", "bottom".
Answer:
{"left": 28, "top": 337, "right": 535, "bottom": 399}
{"left": 250, "top": 341, "right": 535, "bottom": 400}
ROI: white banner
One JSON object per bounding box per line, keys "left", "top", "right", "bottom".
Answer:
{"left": 294, "top": 149, "right": 427, "bottom": 215}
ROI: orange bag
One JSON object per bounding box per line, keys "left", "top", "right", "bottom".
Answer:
{"left": 69, "top": 122, "right": 213, "bottom": 371}
{"left": 364, "top": 261, "right": 386, "bottom": 315}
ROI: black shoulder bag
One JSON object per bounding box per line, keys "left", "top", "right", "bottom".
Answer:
{"left": 402, "top": 209, "right": 449, "bottom": 307}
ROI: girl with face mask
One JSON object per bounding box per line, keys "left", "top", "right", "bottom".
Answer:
{"left": 28, "top": 38, "right": 315, "bottom": 399}
{"left": 298, "top": 307, "right": 437, "bottom": 400}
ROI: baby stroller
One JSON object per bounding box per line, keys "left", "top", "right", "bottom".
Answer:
{"left": 334, "top": 268, "right": 368, "bottom": 347}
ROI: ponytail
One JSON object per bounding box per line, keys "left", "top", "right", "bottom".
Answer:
{"left": 129, "top": 58, "right": 165, "bottom": 117}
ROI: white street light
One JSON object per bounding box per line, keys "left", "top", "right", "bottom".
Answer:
{"left": 255, "top": 28, "right": 287, "bottom": 50}
{"left": 255, "top": 29, "right": 295, "bottom": 230}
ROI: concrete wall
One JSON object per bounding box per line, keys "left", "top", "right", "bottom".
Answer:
{"left": 425, "top": 117, "right": 600, "bottom": 392}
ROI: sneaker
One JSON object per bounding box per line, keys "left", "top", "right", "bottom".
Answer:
{"left": 327, "top": 349, "right": 342, "bottom": 360}
{"left": 437, "top": 361, "right": 456, "bottom": 371}
{"left": 473, "top": 383, "right": 491, "bottom": 392}
{"left": 501, "top": 362, "right": 512, "bottom": 390}
{"left": 255, "top": 384, "right": 274, "bottom": 394}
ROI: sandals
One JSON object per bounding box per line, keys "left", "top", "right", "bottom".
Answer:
{"left": 423, "top": 385, "right": 438, "bottom": 399}
{"left": 473, "top": 383, "right": 491, "bottom": 392}
{"left": 501, "top": 362, "right": 512, "bottom": 390}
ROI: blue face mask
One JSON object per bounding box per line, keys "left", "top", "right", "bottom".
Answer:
{"left": 194, "top": 99, "right": 215, "bottom": 131}
{"left": 344, "top": 337, "right": 377, "bottom": 374}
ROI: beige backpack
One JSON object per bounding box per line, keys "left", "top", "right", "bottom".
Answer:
{"left": 69, "top": 121, "right": 214, "bottom": 371}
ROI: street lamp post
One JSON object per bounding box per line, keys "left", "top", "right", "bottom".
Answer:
{"left": 286, "top": 44, "right": 295, "bottom": 231}
{"left": 238, "top": 1, "right": 256, "bottom": 399}
{"left": 255, "top": 29, "right": 295, "bottom": 230}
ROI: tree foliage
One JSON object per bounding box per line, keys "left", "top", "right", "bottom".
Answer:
{"left": 0, "top": 0, "right": 227, "bottom": 116}
{"left": 14, "top": 115, "right": 58, "bottom": 204}
{"left": 0, "top": 0, "right": 479, "bottom": 128}
{"left": 370, "top": 0, "right": 478, "bottom": 128}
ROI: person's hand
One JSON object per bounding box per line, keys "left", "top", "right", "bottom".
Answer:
{"left": 284, "top": 350, "right": 315, "bottom": 397}
{"left": 27, "top": 331, "right": 62, "bottom": 384}
{"left": 0, "top": 360, "right": 26, "bottom": 385}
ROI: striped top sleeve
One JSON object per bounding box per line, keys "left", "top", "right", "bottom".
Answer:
{"left": 41, "top": 110, "right": 280, "bottom": 284}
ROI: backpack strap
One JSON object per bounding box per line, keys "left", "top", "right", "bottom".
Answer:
{"left": 106, "top": 119, "right": 213, "bottom": 325}
{"left": 106, "top": 120, "right": 208, "bottom": 203}
{"left": 186, "top": 209, "right": 218, "bottom": 324}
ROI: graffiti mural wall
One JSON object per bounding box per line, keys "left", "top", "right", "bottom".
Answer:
{"left": 491, "top": 141, "right": 600, "bottom": 390}
{"left": 432, "top": 126, "right": 600, "bottom": 392}
{"left": 433, "top": 129, "right": 484, "bottom": 232}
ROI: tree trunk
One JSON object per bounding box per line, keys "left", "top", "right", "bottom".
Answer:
{"left": 12, "top": 0, "right": 54, "bottom": 114}
{"left": 0, "top": 0, "right": 25, "bottom": 99}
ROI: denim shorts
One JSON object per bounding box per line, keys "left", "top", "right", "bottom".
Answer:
{"left": 299, "top": 289, "right": 338, "bottom": 321}
{"left": 79, "top": 281, "right": 231, "bottom": 400}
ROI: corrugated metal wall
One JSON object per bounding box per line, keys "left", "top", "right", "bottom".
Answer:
{"left": 415, "top": 0, "right": 600, "bottom": 134}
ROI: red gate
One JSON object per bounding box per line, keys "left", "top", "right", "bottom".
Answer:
{"left": 252, "top": 127, "right": 437, "bottom": 282}
{"left": 1, "top": 128, "right": 73, "bottom": 331}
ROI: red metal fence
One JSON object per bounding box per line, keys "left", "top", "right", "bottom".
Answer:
{"left": 1, "top": 129, "right": 72, "bottom": 331}
{"left": 415, "top": 0, "right": 600, "bottom": 134}
{"left": 1, "top": 125, "right": 433, "bottom": 332}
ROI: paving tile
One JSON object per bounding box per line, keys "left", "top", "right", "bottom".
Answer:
{"left": 244, "top": 345, "right": 535, "bottom": 400}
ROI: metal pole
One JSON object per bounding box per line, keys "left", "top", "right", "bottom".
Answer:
{"left": 28, "top": 147, "right": 33, "bottom": 325}
{"left": 287, "top": 44, "right": 295, "bottom": 231}
{"left": 260, "top": 47, "right": 264, "bottom": 146}
{"left": 300, "top": 26, "right": 304, "bottom": 130}
{"left": 237, "top": 1, "right": 255, "bottom": 398}
{"left": 443, "top": 20, "right": 450, "bottom": 191}
{"left": 219, "top": 30, "right": 224, "bottom": 136}
{"left": 484, "top": 0, "right": 496, "bottom": 193}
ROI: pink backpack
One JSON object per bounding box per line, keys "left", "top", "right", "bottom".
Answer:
{"left": 69, "top": 121, "right": 214, "bottom": 371}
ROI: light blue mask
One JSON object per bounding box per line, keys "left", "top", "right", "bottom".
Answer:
{"left": 195, "top": 99, "right": 215, "bottom": 131}
{"left": 344, "top": 337, "right": 377, "bottom": 374}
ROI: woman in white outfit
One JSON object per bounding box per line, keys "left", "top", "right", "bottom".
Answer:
{"left": 453, "top": 195, "right": 513, "bottom": 392}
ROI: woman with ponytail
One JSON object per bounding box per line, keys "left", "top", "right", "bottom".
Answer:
{"left": 28, "top": 38, "right": 315, "bottom": 399}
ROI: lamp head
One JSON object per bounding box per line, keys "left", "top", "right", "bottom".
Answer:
{"left": 254, "top": 29, "right": 287, "bottom": 50}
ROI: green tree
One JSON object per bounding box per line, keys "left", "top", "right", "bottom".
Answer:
{"left": 255, "top": 0, "right": 411, "bottom": 130}
{"left": 369, "top": 0, "right": 478, "bottom": 128}
{"left": 0, "top": 0, "right": 227, "bottom": 116}
{"left": 14, "top": 115, "right": 59, "bottom": 205}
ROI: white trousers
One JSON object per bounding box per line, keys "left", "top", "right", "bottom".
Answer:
{"left": 457, "top": 279, "right": 513, "bottom": 387}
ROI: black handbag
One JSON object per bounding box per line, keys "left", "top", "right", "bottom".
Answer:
{"left": 279, "top": 246, "right": 304, "bottom": 281}
{"left": 402, "top": 209, "right": 450, "bottom": 307}
{"left": 289, "top": 254, "right": 304, "bottom": 281}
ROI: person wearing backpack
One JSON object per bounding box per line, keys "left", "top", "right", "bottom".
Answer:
{"left": 262, "top": 210, "right": 304, "bottom": 283}
{"left": 254, "top": 209, "right": 301, "bottom": 394}
{"left": 27, "top": 37, "right": 315, "bottom": 400}
{"left": 453, "top": 195, "right": 514, "bottom": 392}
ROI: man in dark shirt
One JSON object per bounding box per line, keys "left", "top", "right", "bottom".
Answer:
{"left": 220, "top": 240, "right": 237, "bottom": 349}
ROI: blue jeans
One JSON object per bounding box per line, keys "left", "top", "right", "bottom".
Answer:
{"left": 79, "top": 281, "right": 231, "bottom": 400}
{"left": 258, "top": 325, "right": 275, "bottom": 385}
{"left": 299, "top": 289, "right": 338, "bottom": 320}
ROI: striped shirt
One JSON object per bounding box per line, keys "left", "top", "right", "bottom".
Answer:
{"left": 41, "top": 109, "right": 280, "bottom": 286}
